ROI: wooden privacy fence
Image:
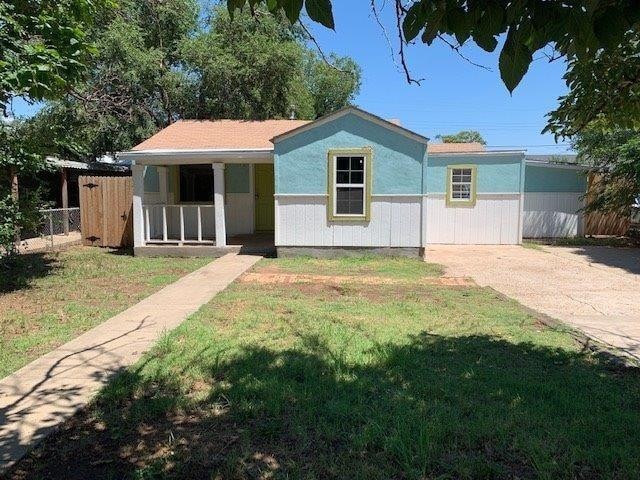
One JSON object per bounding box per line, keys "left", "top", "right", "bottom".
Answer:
{"left": 79, "top": 175, "right": 133, "bottom": 247}
{"left": 584, "top": 173, "right": 631, "bottom": 236}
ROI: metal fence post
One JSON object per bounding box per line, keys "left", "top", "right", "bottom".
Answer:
{"left": 49, "top": 210, "right": 54, "bottom": 250}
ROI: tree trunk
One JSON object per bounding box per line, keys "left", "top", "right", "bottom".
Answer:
{"left": 10, "top": 165, "right": 20, "bottom": 244}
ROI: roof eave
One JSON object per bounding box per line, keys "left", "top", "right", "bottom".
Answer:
{"left": 428, "top": 150, "right": 526, "bottom": 157}
{"left": 118, "top": 148, "right": 274, "bottom": 163}
{"left": 270, "top": 106, "right": 430, "bottom": 146}
{"left": 525, "top": 159, "right": 591, "bottom": 170}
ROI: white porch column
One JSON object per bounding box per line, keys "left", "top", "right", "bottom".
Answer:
{"left": 212, "top": 163, "right": 226, "bottom": 247}
{"left": 132, "top": 164, "right": 145, "bottom": 248}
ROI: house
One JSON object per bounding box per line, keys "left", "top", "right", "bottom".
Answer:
{"left": 119, "top": 106, "right": 589, "bottom": 257}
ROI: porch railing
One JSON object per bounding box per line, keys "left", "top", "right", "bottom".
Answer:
{"left": 142, "top": 204, "right": 215, "bottom": 244}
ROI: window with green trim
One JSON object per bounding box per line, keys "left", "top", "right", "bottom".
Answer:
{"left": 328, "top": 148, "right": 372, "bottom": 221}
{"left": 447, "top": 165, "right": 476, "bottom": 207}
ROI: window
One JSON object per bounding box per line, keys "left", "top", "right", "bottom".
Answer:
{"left": 447, "top": 165, "right": 476, "bottom": 207}
{"left": 328, "top": 148, "right": 372, "bottom": 221}
{"left": 179, "top": 165, "right": 213, "bottom": 203}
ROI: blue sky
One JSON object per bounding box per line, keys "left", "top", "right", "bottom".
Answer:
{"left": 307, "top": 2, "right": 573, "bottom": 154}
{"left": 10, "top": 1, "right": 573, "bottom": 154}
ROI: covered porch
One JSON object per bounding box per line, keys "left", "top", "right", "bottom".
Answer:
{"left": 129, "top": 154, "right": 275, "bottom": 256}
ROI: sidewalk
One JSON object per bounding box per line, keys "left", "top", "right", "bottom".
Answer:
{"left": 0, "top": 252, "right": 261, "bottom": 473}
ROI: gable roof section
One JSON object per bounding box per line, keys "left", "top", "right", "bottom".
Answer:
{"left": 270, "top": 106, "right": 430, "bottom": 146}
{"left": 132, "top": 119, "right": 310, "bottom": 152}
{"left": 428, "top": 142, "right": 485, "bottom": 154}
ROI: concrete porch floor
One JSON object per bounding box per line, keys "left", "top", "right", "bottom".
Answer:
{"left": 134, "top": 233, "right": 275, "bottom": 257}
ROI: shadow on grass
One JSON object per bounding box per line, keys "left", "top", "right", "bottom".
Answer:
{"left": 0, "top": 253, "right": 58, "bottom": 294}
{"left": 8, "top": 332, "right": 640, "bottom": 479}
{"left": 105, "top": 247, "right": 134, "bottom": 257}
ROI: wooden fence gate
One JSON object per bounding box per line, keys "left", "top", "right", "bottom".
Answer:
{"left": 79, "top": 175, "right": 133, "bottom": 247}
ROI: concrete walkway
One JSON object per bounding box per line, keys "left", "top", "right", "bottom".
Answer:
{"left": 0, "top": 252, "right": 261, "bottom": 473}
{"left": 426, "top": 245, "right": 640, "bottom": 360}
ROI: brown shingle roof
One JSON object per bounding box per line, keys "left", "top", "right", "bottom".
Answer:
{"left": 132, "top": 119, "right": 311, "bottom": 151}
{"left": 428, "top": 142, "right": 485, "bottom": 153}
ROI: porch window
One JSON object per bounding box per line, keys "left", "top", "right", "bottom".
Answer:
{"left": 328, "top": 148, "right": 372, "bottom": 221}
{"left": 179, "top": 165, "right": 213, "bottom": 203}
{"left": 446, "top": 165, "right": 476, "bottom": 207}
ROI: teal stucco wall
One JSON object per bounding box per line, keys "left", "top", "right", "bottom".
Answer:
{"left": 274, "top": 112, "right": 427, "bottom": 195}
{"left": 524, "top": 164, "right": 587, "bottom": 193}
{"left": 425, "top": 153, "right": 524, "bottom": 193}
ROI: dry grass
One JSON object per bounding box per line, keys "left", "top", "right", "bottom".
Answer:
{"left": 8, "top": 256, "right": 640, "bottom": 479}
{"left": 0, "top": 247, "right": 209, "bottom": 378}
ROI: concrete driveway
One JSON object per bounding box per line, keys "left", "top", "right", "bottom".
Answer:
{"left": 425, "top": 244, "right": 640, "bottom": 360}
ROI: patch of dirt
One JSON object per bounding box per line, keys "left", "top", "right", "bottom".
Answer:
{"left": 240, "top": 272, "right": 474, "bottom": 287}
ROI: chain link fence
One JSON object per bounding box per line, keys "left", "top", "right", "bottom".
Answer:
{"left": 18, "top": 208, "right": 82, "bottom": 253}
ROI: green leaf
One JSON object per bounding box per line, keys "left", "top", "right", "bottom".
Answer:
{"left": 280, "top": 0, "right": 304, "bottom": 24}
{"left": 481, "top": 1, "right": 504, "bottom": 35}
{"left": 403, "top": 2, "right": 426, "bottom": 42}
{"left": 305, "top": 0, "right": 334, "bottom": 30}
{"left": 593, "top": 8, "right": 627, "bottom": 49}
{"left": 499, "top": 27, "right": 532, "bottom": 93}
{"left": 472, "top": 31, "right": 498, "bottom": 52}
{"left": 227, "top": 0, "right": 246, "bottom": 17}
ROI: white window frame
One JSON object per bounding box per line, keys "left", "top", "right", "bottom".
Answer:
{"left": 333, "top": 154, "right": 366, "bottom": 218}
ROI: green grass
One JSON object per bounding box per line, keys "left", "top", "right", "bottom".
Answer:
{"left": 256, "top": 254, "right": 443, "bottom": 278}
{"left": 0, "top": 247, "right": 209, "bottom": 378}
{"left": 522, "top": 241, "right": 546, "bottom": 251}
{"left": 9, "top": 257, "right": 640, "bottom": 480}
{"left": 527, "top": 236, "right": 640, "bottom": 248}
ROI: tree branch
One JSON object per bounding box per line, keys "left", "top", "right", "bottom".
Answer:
{"left": 437, "top": 35, "right": 492, "bottom": 71}
{"left": 394, "top": 0, "right": 424, "bottom": 85}
{"left": 370, "top": 0, "right": 398, "bottom": 71}
{"left": 299, "top": 21, "right": 349, "bottom": 73}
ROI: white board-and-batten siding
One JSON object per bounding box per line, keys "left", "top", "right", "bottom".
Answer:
{"left": 275, "top": 195, "right": 422, "bottom": 247}
{"left": 425, "top": 193, "right": 521, "bottom": 245}
{"left": 523, "top": 192, "right": 583, "bottom": 238}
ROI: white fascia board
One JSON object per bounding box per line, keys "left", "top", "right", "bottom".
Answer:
{"left": 118, "top": 148, "right": 273, "bottom": 164}
{"left": 428, "top": 150, "right": 526, "bottom": 157}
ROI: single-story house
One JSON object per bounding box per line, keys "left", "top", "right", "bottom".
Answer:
{"left": 118, "top": 106, "right": 589, "bottom": 257}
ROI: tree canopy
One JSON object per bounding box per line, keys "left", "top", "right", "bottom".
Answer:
{"left": 226, "top": 0, "right": 640, "bottom": 136}
{"left": 29, "top": 2, "right": 361, "bottom": 160}
{"left": 573, "top": 127, "right": 640, "bottom": 214}
{"left": 437, "top": 130, "right": 486, "bottom": 145}
{"left": 0, "top": 0, "right": 104, "bottom": 115}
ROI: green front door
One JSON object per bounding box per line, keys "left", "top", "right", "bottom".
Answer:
{"left": 254, "top": 164, "right": 275, "bottom": 231}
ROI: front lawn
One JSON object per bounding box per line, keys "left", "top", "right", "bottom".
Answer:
{"left": 0, "top": 247, "right": 209, "bottom": 378}
{"left": 8, "top": 256, "right": 640, "bottom": 479}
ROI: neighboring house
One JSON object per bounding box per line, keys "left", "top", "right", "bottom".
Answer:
{"left": 119, "top": 106, "right": 589, "bottom": 257}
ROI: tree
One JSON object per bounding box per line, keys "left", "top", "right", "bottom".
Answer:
{"left": 436, "top": 130, "right": 486, "bottom": 145}
{"left": 573, "top": 127, "right": 640, "bottom": 214}
{"left": 546, "top": 33, "right": 640, "bottom": 138}
{"left": 181, "top": 7, "right": 309, "bottom": 120}
{"left": 30, "top": 4, "right": 362, "bottom": 160}
{"left": 226, "top": 0, "right": 640, "bottom": 134}
{"left": 0, "top": 0, "right": 104, "bottom": 254}
{"left": 302, "top": 53, "right": 361, "bottom": 118}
